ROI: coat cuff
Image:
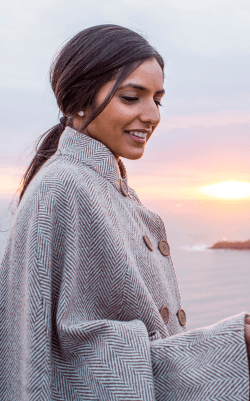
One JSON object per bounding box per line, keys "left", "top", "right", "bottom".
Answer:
{"left": 150, "top": 312, "right": 249, "bottom": 401}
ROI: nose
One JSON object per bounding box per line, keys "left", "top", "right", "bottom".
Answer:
{"left": 139, "top": 100, "right": 161, "bottom": 127}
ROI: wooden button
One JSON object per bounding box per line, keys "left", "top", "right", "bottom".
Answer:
{"left": 119, "top": 179, "right": 129, "bottom": 196}
{"left": 177, "top": 309, "right": 186, "bottom": 326}
{"left": 143, "top": 235, "right": 153, "bottom": 251}
{"left": 160, "top": 306, "right": 169, "bottom": 324}
{"left": 158, "top": 240, "right": 170, "bottom": 256}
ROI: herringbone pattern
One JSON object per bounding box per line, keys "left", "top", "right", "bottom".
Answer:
{"left": 152, "top": 313, "right": 249, "bottom": 400}
{"left": 0, "top": 127, "right": 249, "bottom": 400}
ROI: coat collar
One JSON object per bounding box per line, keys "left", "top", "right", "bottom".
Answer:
{"left": 57, "top": 126, "right": 128, "bottom": 186}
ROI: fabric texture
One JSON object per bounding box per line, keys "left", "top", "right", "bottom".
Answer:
{"left": 0, "top": 126, "right": 249, "bottom": 400}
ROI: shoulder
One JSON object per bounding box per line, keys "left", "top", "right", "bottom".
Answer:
{"left": 20, "top": 155, "right": 99, "bottom": 212}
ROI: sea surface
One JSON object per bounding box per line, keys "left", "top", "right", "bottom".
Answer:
{"left": 0, "top": 198, "right": 249, "bottom": 330}
{"left": 171, "top": 245, "right": 250, "bottom": 329}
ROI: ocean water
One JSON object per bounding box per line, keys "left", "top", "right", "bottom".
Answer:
{"left": 0, "top": 198, "right": 249, "bottom": 331}
{"left": 171, "top": 246, "right": 250, "bottom": 330}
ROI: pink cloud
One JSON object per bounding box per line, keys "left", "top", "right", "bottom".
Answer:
{"left": 157, "top": 110, "right": 250, "bottom": 131}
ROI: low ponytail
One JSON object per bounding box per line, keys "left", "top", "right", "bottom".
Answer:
{"left": 19, "top": 123, "right": 65, "bottom": 203}
{"left": 18, "top": 24, "right": 164, "bottom": 204}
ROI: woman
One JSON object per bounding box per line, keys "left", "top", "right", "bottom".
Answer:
{"left": 0, "top": 24, "right": 249, "bottom": 401}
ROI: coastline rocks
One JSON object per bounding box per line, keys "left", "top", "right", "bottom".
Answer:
{"left": 210, "top": 240, "right": 250, "bottom": 250}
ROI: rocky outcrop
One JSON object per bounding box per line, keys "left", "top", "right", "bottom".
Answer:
{"left": 210, "top": 240, "right": 250, "bottom": 250}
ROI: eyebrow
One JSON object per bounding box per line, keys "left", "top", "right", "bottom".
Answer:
{"left": 117, "top": 83, "right": 165, "bottom": 95}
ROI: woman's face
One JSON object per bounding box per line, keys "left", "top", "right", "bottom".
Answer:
{"left": 73, "top": 57, "right": 165, "bottom": 160}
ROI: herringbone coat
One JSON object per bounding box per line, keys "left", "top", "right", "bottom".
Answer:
{"left": 0, "top": 127, "right": 249, "bottom": 400}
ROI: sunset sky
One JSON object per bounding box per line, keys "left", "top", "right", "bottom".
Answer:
{"left": 1, "top": 0, "right": 250, "bottom": 245}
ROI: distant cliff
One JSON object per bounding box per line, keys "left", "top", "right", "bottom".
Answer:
{"left": 210, "top": 240, "right": 250, "bottom": 250}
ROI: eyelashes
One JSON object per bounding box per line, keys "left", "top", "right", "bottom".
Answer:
{"left": 122, "top": 96, "right": 138, "bottom": 102}
{"left": 121, "top": 96, "right": 163, "bottom": 107}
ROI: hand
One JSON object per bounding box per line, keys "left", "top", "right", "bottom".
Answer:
{"left": 245, "top": 316, "right": 250, "bottom": 369}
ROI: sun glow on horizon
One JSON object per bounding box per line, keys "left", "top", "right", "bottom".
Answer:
{"left": 199, "top": 181, "right": 250, "bottom": 200}
{"left": 0, "top": 167, "right": 24, "bottom": 198}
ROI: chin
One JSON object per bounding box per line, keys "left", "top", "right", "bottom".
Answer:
{"left": 123, "top": 151, "right": 145, "bottom": 160}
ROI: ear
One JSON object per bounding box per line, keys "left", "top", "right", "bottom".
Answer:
{"left": 71, "top": 114, "right": 84, "bottom": 131}
{"left": 71, "top": 107, "right": 91, "bottom": 131}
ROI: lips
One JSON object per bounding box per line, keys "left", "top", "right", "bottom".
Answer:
{"left": 125, "top": 131, "right": 147, "bottom": 143}
{"left": 129, "top": 131, "right": 147, "bottom": 139}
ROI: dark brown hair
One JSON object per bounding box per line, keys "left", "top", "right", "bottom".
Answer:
{"left": 19, "top": 24, "right": 164, "bottom": 203}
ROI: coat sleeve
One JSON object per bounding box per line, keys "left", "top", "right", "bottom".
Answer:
{"left": 0, "top": 175, "right": 156, "bottom": 401}
{"left": 150, "top": 312, "right": 249, "bottom": 401}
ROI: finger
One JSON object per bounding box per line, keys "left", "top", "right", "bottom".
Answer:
{"left": 245, "top": 315, "right": 250, "bottom": 325}
{"left": 244, "top": 324, "right": 250, "bottom": 358}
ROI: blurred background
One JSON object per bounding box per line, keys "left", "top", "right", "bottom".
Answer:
{"left": 0, "top": 0, "right": 250, "bottom": 329}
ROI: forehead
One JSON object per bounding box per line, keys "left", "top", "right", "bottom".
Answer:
{"left": 120, "top": 58, "right": 164, "bottom": 92}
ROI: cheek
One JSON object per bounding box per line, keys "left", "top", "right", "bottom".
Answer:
{"left": 91, "top": 98, "right": 140, "bottom": 133}
{"left": 104, "top": 103, "right": 138, "bottom": 127}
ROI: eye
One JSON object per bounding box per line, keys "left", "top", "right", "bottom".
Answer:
{"left": 121, "top": 96, "right": 163, "bottom": 107}
{"left": 154, "top": 100, "right": 163, "bottom": 107}
{"left": 121, "top": 96, "right": 139, "bottom": 103}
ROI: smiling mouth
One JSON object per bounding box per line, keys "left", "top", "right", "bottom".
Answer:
{"left": 124, "top": 130, "right": 149, "bottom": 141}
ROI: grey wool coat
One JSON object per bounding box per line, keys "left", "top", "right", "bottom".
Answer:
{"left": 0, "top": 126, "right": 249, "bottom": 401}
